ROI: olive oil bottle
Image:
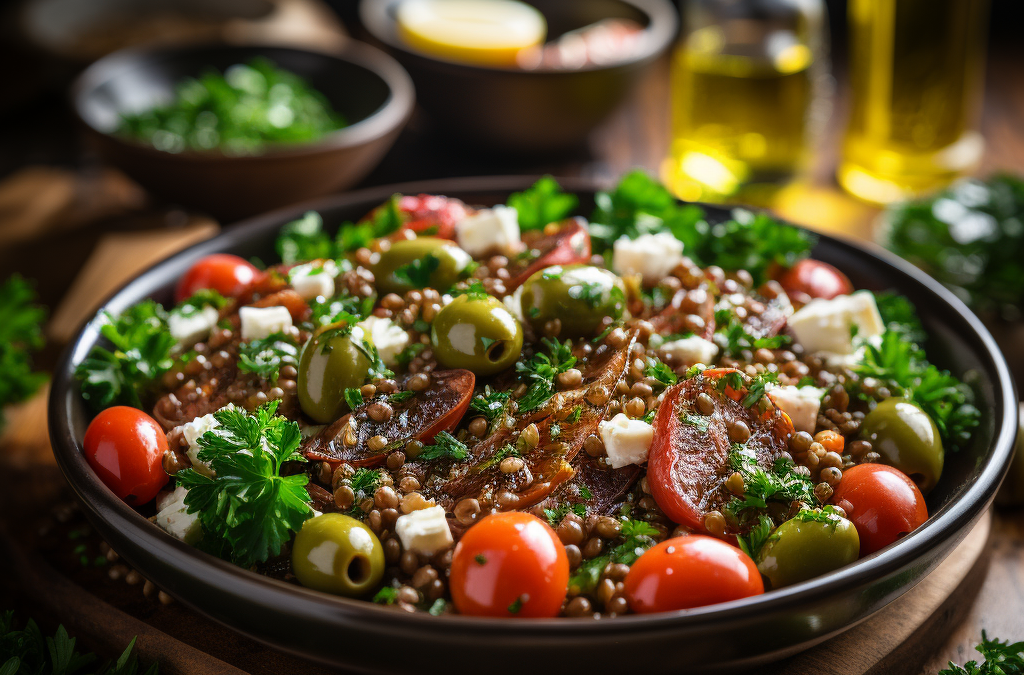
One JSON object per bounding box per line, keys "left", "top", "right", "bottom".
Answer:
{"left": 839, "top": 0, "right": 989, "bottom": 204}
{"left": 662, "top": 1, "right": 830, "bottom": 204}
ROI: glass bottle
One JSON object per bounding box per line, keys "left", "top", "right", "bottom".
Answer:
{"left": 838, "top": 0, "right": 989, "bottom": 205}
{"left": 662, "top": 0, "right": 831, "bottom": 204}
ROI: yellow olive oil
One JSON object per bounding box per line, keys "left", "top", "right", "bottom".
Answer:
{"left": 839, "top": 0, "right": 988, "bottom": 204}
{"left": 662, "top": 26, "right": 821, "bottom": 204}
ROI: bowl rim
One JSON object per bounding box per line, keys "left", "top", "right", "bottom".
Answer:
{"left": 49, "top": 174, "right": 1017, "bottom": 642}
{"left": 69, "top": 40, "right": 416, "bottom": 161}
{"left": 359, "top": 0, "right": 679, "bottom": 74}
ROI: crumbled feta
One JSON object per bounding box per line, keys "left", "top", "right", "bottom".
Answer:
{"left": 456, "top": 205, "right": 521, "bottom": 257}
{"left": 357, "top": 315, "right": 410, "bottom": 367}
{"left": 168, "top": 306, "right": 219, "bottom": 347}
{"left": 289, "top": 260, "right": 338, "bottom": 300}
{"left": 598, "top": 413, "right": 654, "bottom": 469}
{"left": 395, "top": 505, "right": 453, "bottom": 555}
{"left": 154, "top": 486, "right": 202, "bottom": 545}
{"left": 239, "top": 305, "right": 292, "bottom": 341}
{"left": 767, "top": 385, "right": 826, "bottom": 433}
{"left": 788, "top": 291, "right": 885, "bottom": 356}
{"left": 503, "top": 285, "right": 525, "bottom": 323}
{"left": 656, "top": 334, "right": 719, "bottom": 367}
{"left": 611, "top": 232, "right": 684, "bottom": 285}
{"left": 180, "top": 406, "right": 236, "bottom": 477}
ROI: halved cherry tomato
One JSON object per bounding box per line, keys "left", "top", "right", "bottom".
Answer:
{"left": 776, "top": 259, "right": 853, "bottom": 301}
{"left": 648, "top": 369, "right": 793, "bottom": 533}
{"left": 175, "top": 254, "right": 259, "bottom": 302}
{"left": 250, "top": 289, "right": 311, "bottom": 324}
{"left": 397, "top": 194, "right": 469, "bottom": 239}
{"left": 450, "top": 512, "right": 568, "bottom": 618}
{"left": 831, "top": 464, "right": 927, "bottom": 556}
{"left": 506, "top": 218, "right": 592, "bottom": 292}
{"left": 624, "top": 535, "right": 764, "bottom": 613}
{"left": 83, "top": 407, "right": 169, "bottom": 505}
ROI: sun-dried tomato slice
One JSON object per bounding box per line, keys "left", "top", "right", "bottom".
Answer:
{"left": 505, "top": 218, "right": 592, "bottom": 293}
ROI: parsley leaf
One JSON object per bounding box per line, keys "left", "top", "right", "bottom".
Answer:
{"left": 543, "top": 502, "right": 587, "bottom": 527}
{"left": 310, "top": 293, "right": 376, "bottom": 326}
{"left": 589, "top": 170, "right": 706, "bottom": 252}
{"left": 644, "top": 357, "right": 678, "bottom": 386}
{"left": 569, "top": 518, "right": 659, "bottom": 594}
{"left": 0, "top": 276, "right": 47, "bottom": 430}
{"left": 336, "top": 195, "right": 404, "bottom": 253}
{"left": 874, "top": 291, "right": 927, "bottom": 343}
{"left": 344, "top": 387, "right": 364, "bottom": 409}
{"left": 469, "top": 387, "right": 512, "bottom": 421}
{"left": 507, "top": 176, "right": 579, "bottom": 231}
{"left": 938, "top": 631, "right": 1024, "bottom": 675}
{"left": 724, "top": 446, "right": 817, "bottom": 525}
{"left": 173, "top": 289, "right": 228, "bottom": 317}
{"left": 394, "top": 342, "right": 426, "bottom": 367}
{"left": 177, "top": 401, "right": 312, "bottom": 568}
{"left": 680, "top": 411, "right": 710, "bottom": 432}
{"left": 373, "top": 586, "right": 399, "bottom": 605}
{"left": 741, "top": 372, "right": 779, "bottom": 408}
{"left": 275, "top": 211, "right": 333, "bottom": 264}
{"left": 736, "top": 514, "right": 775, "bottom": 560}
{"left": 716, "top": 316, "right": 792, "bottom": 357}
{"left": 76, "top": 300, "right": 176, "bottom": 410}
{"left": 417, "top": 431, "right": 469, "bottom": 461}
{"left": 237, "top": 332, "right": 298, "bottom": 381}
{"left": 393, "top": 254, "right": 440, "bottom": 290}
{"left": 515, "top": 338, "right": 577, "bottom": 413}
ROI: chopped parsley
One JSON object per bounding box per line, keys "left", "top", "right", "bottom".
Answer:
{"left": 393, "top": 254, "right": 440, "bottom": 289}
{"left": 336, "top": 195, "right": 403, "bottom": 253}
{"left": 310, "top": 294, "right": 376, "bottom": 326}
{"left": 939, "top": 631, "right": 1024, "bottom": 675}
{"left": 346, "top": 468, "right": 383, "bottom": 515}
{"left": 506, "top": 175, "right": 579, "bottom": 231}
{"left": 569, "top": 519, "right": 659, "bottom": 594}
{"left": 417, "top": 431, "right": 470, "bottom": 461}
{"left": 470, "top": 387, "right": 512, "bottom": 421}
{"left": 515, "top": 338, "right": 577, "bottom": 413}
{"left": 567, "top": 281, "right": 607, "bottom": 308}
{"left": 173, "top": 289, "right": 229, "bottom": 317}
{"left": 395, "top": 342, "right": 426, "bottom": 366}
{"left": 507, "top": 596, "right": 524, "bottom": 614}
{"left": 0, "top": 275, "right": 47, "bottom": 431}
{"left": 741, "top": 372, "right": 778, "bottom": 408}
{"left": 237, "top": 332, "right": 299, "bottom": 381}
{"left": 724, "top": 445, "right": 817, "bottom": 526}
{"left": 680, "top": 412, "right": 710, "bottom": 432}
{"left": 177, "top": 401, "right": 312, "bottom": 568}
{"left": 543, "top": 502, "right": 586, "bottom": 527}
{"left": 450, "top": 280, "right": 490, "bottom": 301}
{"left": 344, "top": 387, "right": 364, "bottom": 409}
{"left": 579, "top": 485, "right": 593, "bottom": 500}
{"left": 427, "top": 599, "right": 447, "bottom": 616}
{"left": 373, "top": 586, "right": 399, "bottom": 605}
{"left": 716, "top": 317, "right": 791, "bottom": 357}
{"left": 567, "top": 405, "right": 584, "bottom": 424}
{"left": 644, "top": 357, "right": 678, "bottom": 386}
{"left": 275, "top": 210, "right": 333, "bottom": 264}
{"left": 475, "top": 554, "right": 487, "bottom": 565}
{"left": 389, "top": 390, "right": 416, "bottom": 404}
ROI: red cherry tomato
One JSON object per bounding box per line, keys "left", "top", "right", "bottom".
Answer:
{"left": 625, "top": 535, "right": 764, "bottom": 613}
{"left": 506, "top": 219, "right": 592, "bottom": 292}
{"left": 831, "top": 464, "right": 928, "bottom": 556}
{"left": 648, "top": 369, "right": 793, "bottom": 532}
{"left": 450, "top": 512, "right": 569, "bottom": 618}
{"left": 397, "top": 194, "right": 469, "bottom": 239}
{"left": 83, "top": 407, "right": 169, "bottom": 505}
{"left": 175, "top": 254, "right": 260, "bottom": 302}
{"left": 776, "top": 259, "right": 853, "bottom": 301}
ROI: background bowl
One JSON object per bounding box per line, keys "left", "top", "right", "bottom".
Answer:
{"left": 71, "top": 42, "right": 414, "bottom": 221}
{"left": 50, "top": 177, "right": 1016, "bottom": 673}
{"left": 359, "top": 0, "right": 677, "bottom": 153}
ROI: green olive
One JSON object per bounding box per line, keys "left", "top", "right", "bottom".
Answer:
{"left": 430, "top": 294, "right": 523, "bottom": 375}
{"left": 297, "top": 323, "right": 372, "bottom": 423}
{"left": 519, "top": 264, "right": 626, "bottom": 338}
{"left": 372, "top": 237, "right": 473, "bottom": 296}
{"left": 292, "top": 513, "right": 385, "bottom": 597}
{"left": 996, "top": 403, "right": 1024, "bottom": 507}
{"left": 861, "top": 397, "right": 944, "bottom": 493}
{"left": 756, "top": 511, "right": 860, "bottom": 588}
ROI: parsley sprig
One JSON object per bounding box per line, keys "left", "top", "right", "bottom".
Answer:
{"left": 939, "top": 631, "right": 1024, "bottom": 675}
{"left": 0, "top": 276, "right": 47, "bottom": 430}
{"left": 507, "top": 176, "right": 578, "bottom": 231}
{"left": 515, "top": 338, "right": 577, "bottom": 413}
{"left": 177, "top": 402, "right": 312, "bottom": 568}
{"left": 237, "top": 332, "right": 298, "bottom": 382}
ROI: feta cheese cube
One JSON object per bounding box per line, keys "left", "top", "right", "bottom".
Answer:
{"left": 456, "top": 205, "right": 521, "bottom": 257}
{"left": 612, "top": 232, "right": 684, "bottom": 285}
{"left": 239, "top": 305, "right": 292, "bottom": 341}
{"left": 656, "top": 334, "right": 719, "bottom": 367}
{"left": 767, "top": 385, "right": 825, "bottom": 433}
{"left": 180, "top": 405, "right": 236, "bottom": 477}
{"left": 357, "top": 315, "right": 410, "bottom": 367}
{"left": 168, "top": 306, "right": 219, "bottom": 347}
{"left": 788, "top": 290, "right": 885, "bottom": 356}
{"left": 154, "top": 486, "right": 202, "bottom": 545}
{"left": 395, "top": 505, "right": 453, "bottom": 555}
{"left": 289, "top": 260, "right": 338, "bottom": 300}
{"left": 598, "top": 413, "right": 654, "bottom": 469}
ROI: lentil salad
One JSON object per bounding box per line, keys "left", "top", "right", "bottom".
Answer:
{"left": 73, "top": 172, "right": 980, "bottom": 618}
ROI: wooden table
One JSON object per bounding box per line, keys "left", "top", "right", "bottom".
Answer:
{"left": 2, "top": 10, "right": 1024, "bottom": 672}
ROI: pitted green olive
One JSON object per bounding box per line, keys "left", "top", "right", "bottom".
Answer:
{"left": 519, "top": 264, "right": 626, "bottom": 338}
{"left": 297, "top": 323, "right": 372, "bottom": 423}
{"left": 756, "top": 511, "right": 860, "bottom": 588}
{"left": 372, "top": 237, "right": 472, "bottom": 295}
{"left": 431, "top": 294, "right": 523, "bottom": 375}
{"left": 861, "top": 397, "right": 944, "bottom": 493}
{"left": 292, "top": 513, "right": 385, "bottom": 597}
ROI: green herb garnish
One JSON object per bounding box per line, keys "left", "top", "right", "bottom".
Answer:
{"left": 417, "top": 431, "right": 470, "bottom": 461}
{"left": 237, "top": 332, "right": 299, "bottom": 382}
{"left": 0, "top": 276, "right": 47, "bottom": 431}
{"left": 569, "top": 519, "right": 659, "bottom": 594}
{"left": 507, "top": 176, "right": 579, "bottom": 231}
{"left": 939, "top": 631, "right": 1024, "bottom": 675}
{"left": 515, "top": 338, "right": 577, "bottom": 413}
{"left": 276, "top": 211, "right": 333, "bottom": 264}
{"left": 393, "top": 255, "right": 440, "bottom": 290}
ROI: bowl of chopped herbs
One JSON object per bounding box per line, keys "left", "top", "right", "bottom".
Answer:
{"left": 71, "top": 42, "right": 414, "bottom": 220}
{"left": 49, "top": 175, "right": 1016, "bottom": 673}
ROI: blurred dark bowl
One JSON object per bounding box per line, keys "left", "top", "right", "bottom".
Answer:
{"left": 359, "top": 0, "right": 677, "bottom": 153}
{"left": 71, "top": 42, "right": 414, "bottom": 221}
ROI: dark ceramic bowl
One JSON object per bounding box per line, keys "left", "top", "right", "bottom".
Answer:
{"left": 358, "top": 0, "right": 677, "bottom": 153}
{"left": 50, "top": 177, "right": 1016, "bottom": 673}
{"left": 71, "top": 42, "right": 414, "bottom": 221}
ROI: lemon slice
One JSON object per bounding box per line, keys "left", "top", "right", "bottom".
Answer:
{"left": 396, "top": 0, "right": 547, "bottom": 68}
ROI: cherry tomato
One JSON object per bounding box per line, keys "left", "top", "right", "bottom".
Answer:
{"left": 625, "top": 535, "right": 764, "bottom": 613}
{"left": 398, "top": 194, "right": 468, "bottom": 239}
{"left": 506, "top": 219, "right": 592, "bottom": 292}
{"left": 648, "top": 369, "right": 793, "bottom": 532}
{"left": 175, "top": 254, "right": 259, "bottom": 302}
{"left": 83, "top": 407, "right": 169, "bottom": 505}
{"left": 450, "top": 512, "right": 568, "bottom": 618}
{"left": 776, "top": 259, "right": 853, "bottom": 301}
{"left": 831, "top": 464, "right": 928, "bottom": 556}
